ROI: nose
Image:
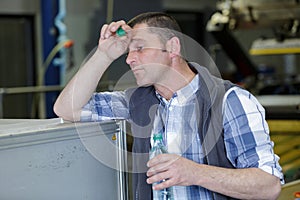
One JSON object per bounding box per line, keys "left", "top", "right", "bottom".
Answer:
{"left": 125, "top": 51, "right": 136, "bottom": 66}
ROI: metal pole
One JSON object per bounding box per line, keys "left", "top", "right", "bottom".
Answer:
{"left": 106, "top": 0, "right": 114, "bottom": 23}
{"left": 0, "top": 88, "right": 4, "bottom": 118}
{"left": 116, "top": 120, "right": 128, "bottom": 200}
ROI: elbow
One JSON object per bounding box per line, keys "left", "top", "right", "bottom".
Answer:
{"left": 53, "top": 101, "right": 62, "bottom": 118}
{"left": 53, "top": 100, "right": 80, "bottom": 122}
{"left": 53, "top": 101, "right": 65, "bottom": 119}
{"left": 273, "top": 178, "right": 281, "bottom": 199}
{"left": 268, "top": 178, "right": 282, "bottom": 200}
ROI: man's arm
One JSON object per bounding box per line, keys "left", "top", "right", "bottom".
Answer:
{"left": 53, "top": 49, "right": 112, "bottom": 121}
{"left": 146, "top": 154, "right": 281, "bottom": 200}
{"left": 54, "top": 21, "right": 131, "bottom": 121}
{"left": 147, "top": 88, "right": 283, "bottom": 199}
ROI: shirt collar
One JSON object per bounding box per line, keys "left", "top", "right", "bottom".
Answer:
{"left": 155, "top": 74, "right": 199, "bottom": 105}
{"left": 176, "top": 74, "right": 199, "bottom": 104}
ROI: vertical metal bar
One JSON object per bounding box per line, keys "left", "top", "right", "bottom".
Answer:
{"left": 0, "top": 89, "right": 3, "bottom": 118}
{"left": 106, "top": 0, "right": 114, "bottom": 23}
{"left": 116, "top": 120, "right": 128, "bottom": 200}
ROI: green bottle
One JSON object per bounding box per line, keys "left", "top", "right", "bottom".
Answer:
{"left": 149, "top": 132, "right": 174, "bottom": 200}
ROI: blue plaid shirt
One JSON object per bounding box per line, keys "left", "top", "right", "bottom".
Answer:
{"left": 81, "top": 75, "right": 284, "bottom": 199}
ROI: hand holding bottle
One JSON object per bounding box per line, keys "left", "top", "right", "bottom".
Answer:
{"left": 147, "top": 153, "right": 201, "bottom": 190}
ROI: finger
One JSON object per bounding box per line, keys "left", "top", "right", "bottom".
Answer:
{"left": 103, "top": 21, "right": 117, "bottom": 38}
{"left": 107, "top": 21, "right": 118, "bottom": 32}
{"left": 147, "top": 158, "right": 176, "bottom": 179}
{"left": 100, "top": 24, "right": 109, "bottom": 40}
{"left": 147, "top": 154, "right": 180, "bottom": 168}
{"left": 152, "top": 178, "right": 173, "bottom": 190}
{"left": 121, "top": 24, "right": 132, "bottom": 32}
{"left": 107, "top": 20, "right": 127, "bottom": 35}
{"left": 111, "top": 20, "right": 126, "bottom": 32}
{"left": 147, "top": 163, "right": 167, "bottom": 177}
{"left": 153, "top": 180, "right": 172, "bottom": 190}
{"left": 147, "top": 154, "right": 166, "bottom": 167}
{"left": 146, "top": 170, "right": 170, "bottom": 184}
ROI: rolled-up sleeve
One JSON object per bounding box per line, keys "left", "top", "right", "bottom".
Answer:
{"left": 81, "top": 91, "right": 130, "bottom": 122}
{"left": 223, "top": 87, "right": 284, "bottom": 184}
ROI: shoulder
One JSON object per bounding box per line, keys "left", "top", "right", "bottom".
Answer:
{"left": 223, "top": 86, "right": 265, "bottom": 115}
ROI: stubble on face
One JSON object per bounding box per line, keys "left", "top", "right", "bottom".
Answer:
{"left": 128, "top": 25, "right": 172, "bottom": 87}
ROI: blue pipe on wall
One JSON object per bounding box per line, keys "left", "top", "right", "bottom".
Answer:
{"left": 41, "top": 0, "right": 60, "bottom": 118}
{"left": 53, "top": 0, "right": 68, "bottom": 86}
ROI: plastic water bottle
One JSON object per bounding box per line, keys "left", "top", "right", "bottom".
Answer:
{"left": 149, "top": 132, "right": 174, "bottom": 200}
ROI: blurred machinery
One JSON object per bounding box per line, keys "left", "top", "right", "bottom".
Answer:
{"left": 208, "top": 0, "right": 300, "bottom": 31}
{"left": 207, "top": 0, "right": 300, "bottom": 94}
{"left": 207, "top": 0, "right": 300, "bottom": 186}
{"left": 207, "top": 0, "right": 300, "bottom": 86}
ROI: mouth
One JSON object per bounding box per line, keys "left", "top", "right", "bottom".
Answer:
{"left": 131, "top": 68, "right": 142, "bottom": 75}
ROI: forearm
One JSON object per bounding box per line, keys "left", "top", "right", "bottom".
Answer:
{"left": 54, "top": 49, "right": 112, "bottom": 121}
{"left": 195, "top": 165, "right": 281, "bottom": 200}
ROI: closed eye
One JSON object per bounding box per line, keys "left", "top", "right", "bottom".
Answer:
{"left": 126, "top": 46, "right": 143, "bottom": 57}
{"left": 136, "top": 46, "right": 143, "bottom": 52}
{"left": 128, "top": 46, "right": 144, "bottom": 53}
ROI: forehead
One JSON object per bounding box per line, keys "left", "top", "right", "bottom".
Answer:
{"left": 131, "top": 23, "right": 161, "bottom": 44}
{"left": 132, "top": 22, "right": 148, "bottom": 30}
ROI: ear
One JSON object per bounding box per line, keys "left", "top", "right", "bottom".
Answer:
{"left": 166, "top": 36, "right": 181, "bottom": 58}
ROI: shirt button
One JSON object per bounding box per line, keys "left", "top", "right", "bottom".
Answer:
{"left": 169, "top": 107, "right": 173, "bottom": 111}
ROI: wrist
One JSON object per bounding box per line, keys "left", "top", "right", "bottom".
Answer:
{"left": 95, "top": 48, "right": 114, "bottom": 65}
{"left": 192, "top": 163, "right": 215, "bottom": 186}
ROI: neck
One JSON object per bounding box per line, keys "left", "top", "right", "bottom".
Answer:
{"left": 154, "top": 61, "right": 196, "bottom": 100}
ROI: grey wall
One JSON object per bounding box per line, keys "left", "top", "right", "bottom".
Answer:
{"left": 0, "top": 0, "right": 217, "bottom": 87}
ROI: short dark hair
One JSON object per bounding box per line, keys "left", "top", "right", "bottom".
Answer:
{"left": 127, "top": 12, "right": 182, "bottom": 33}
{"left": 128, "top": 12, "right": 185, "bottom": 54}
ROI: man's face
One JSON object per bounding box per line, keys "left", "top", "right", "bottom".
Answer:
{"left": 126, "top": 23, "right": 171, "bottom": 87}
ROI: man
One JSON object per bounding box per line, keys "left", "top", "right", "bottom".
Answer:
{"left": 54, "top": 12, "right": 283, "bottom": 199}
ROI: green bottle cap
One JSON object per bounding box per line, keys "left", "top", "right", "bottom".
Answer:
{"left": 153, "top": 133, "right": 163, "bottom": 141}
{"left": 116, "top": 27, "right": 126, "bottom": 37}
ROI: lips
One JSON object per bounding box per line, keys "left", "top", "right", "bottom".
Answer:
{"left": 131, "top": 68, "right": 143, "bottom": 75}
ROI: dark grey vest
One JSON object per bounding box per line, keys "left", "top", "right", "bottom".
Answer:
{"left": 126, "top": 65, "right": 239, "bottom": 200}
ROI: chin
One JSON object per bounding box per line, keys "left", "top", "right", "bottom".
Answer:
{"left": 136, "top": 80, "right": 152, "bottom": 87}
{"left": 137, "top": 83, "right": 152, "bottom": 87}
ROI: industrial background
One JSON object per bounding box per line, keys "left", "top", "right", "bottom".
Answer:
{"left": 0, "top": 0, "right": 299, "bottom": 199}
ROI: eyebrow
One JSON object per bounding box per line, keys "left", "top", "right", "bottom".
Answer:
{"left": 131, "top": 38, "right": 146, "bottom": 43}
{"left": 128, "top": 38, "right": 146, "bottom": 49}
